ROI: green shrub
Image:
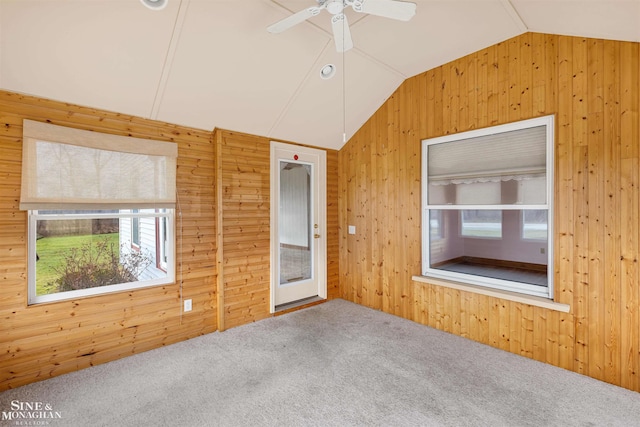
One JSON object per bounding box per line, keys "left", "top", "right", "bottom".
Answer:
{"left": 48, "top": 237, "right": 152, "bottom": 292}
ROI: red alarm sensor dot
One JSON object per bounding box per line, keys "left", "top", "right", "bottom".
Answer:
{"left": 294, "top": 155, "right": 299, "bottom": 160}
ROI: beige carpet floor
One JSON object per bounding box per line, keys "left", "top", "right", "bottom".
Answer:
{"left": 1, "top": 299, "right": 639, "bottom": 426}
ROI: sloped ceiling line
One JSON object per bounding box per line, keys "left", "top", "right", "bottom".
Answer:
{"left": 267, "top": 38, "right": 335, "bottom": 137}
{"left": 150, "top": 0, "right": 191, "bottom": 121}
{"left": 500, "top": 0, "right": 528, "bottom": 33}
{"left": 264, "top": 0, "right": 410, "bottom": 143}
{"left": 268, "top": 0, "right": 408, "bottom": 79}
{"left": 1, "top": 0, "right": 638, "bottom": 151}
{"left": 350, "top": 42, "right": 409, "bottom": 79}
{"left": 268, "top": 0, "right": 334, "bottom": 39}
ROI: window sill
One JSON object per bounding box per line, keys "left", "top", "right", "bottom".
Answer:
{"left": 412, "top": 275, "right": 570, "bottom": 313}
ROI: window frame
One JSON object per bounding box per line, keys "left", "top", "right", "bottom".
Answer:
{"left": 421, "top": 115, "right": 554, "bottom": 299}
{"left": 28, "top": 209, "right": 175, "bottom": 305}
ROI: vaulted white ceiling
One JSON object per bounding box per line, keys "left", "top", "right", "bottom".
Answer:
{"left": 1, "top": 0, "right": 638, "bottom": 150}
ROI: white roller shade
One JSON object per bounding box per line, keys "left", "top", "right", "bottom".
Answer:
{"left": 427, "top": 123, "right": 548, "bottom": 205}
{"left": 455, "top": 181, "right": 502, "bottom": 205}
{"left": 517, "top": 176, "right": 547, "bottom": 204}
{"left": 428, "top": 125, "right": 546, "bottom": 184}
{"left": 20, "top": 120, "right": 177, "bottom": 210}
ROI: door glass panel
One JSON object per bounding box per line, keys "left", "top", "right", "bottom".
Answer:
{"left": 279, "top": 162, "right": 312, "bottom": 285}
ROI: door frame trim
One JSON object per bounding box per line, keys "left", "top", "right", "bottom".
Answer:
{"left": 270, "top": 141, "right": 327, "bottom": 313}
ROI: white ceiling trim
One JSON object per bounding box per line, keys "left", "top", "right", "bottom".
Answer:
{"left": 264, "top": 0, "right": 409, "bottom": 142}
{"left": 150, "top": 0, "right": 191, "bottom": 120}
{"left": 500, "top": 0, "right": 529, "bottom": 33}
{"left": 1, "top": 0, "right": 637, "bottom": 151}
{"left": 269, "top": 1, "right": 409, "bottom": 80}
{"left": 267, "top": 37, "right": 335, "bottom": 137}
{"left": 267, "top": 0, "right": 336, "bottom": 39}
{"left": 351, "top": 41, "right": 409, "bottom": 80}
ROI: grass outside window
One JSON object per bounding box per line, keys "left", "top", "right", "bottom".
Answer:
{"left": 35, "top": 233, "right": 120, "bottom": 295}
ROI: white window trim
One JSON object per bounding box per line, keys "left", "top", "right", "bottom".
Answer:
{"left": 157, "top": 216, "right": 169, "bottom": 272}
{"left": 412, "top": 275, "right": 570, "bottom": 313}
{"left": 131, "top": 209, "right": 141, "bottom": 249}
{"left": 421, "top": 115, "right": 555, "bottom": 300}
{"left": 28, "top": 210, "right": 175, "bottom": 305}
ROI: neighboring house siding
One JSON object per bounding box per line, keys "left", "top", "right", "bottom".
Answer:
{"left": 120, "top": 217, "right": 133, "bottom": 248}
{"left": 119, "top": 217, "right": 165, "bottom": 281}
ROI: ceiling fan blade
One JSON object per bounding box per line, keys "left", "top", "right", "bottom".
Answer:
{"left": 267, "top": 6, "right": 323, "bottom": 34}
{"left": 353, "top": 0, "right": 416, "bottom": 21}
{"left": 331, "top": 13, "right": 354, "bottom": 52}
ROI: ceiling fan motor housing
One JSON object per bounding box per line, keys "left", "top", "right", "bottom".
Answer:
{"left": 326, "top": 0, "right": 346, "bottom": 15}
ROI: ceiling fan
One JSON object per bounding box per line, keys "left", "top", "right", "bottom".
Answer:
{"left": 267, "top": 0, "right": 417, "bottom": 52}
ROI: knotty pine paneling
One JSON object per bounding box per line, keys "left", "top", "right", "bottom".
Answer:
{"left": 326, "top": 150, "right": 341, "bottom": 302}
{"left": 215, "top": 130, "right": 339, "bottom": 331}
{"left": 1, "top": 98, "right": 340, "bottom": 389}
{"left": 0, "top": 90, "right": 216, "bottom": 391}
{"left": 338, "top": 33, "right": 640, "bottom": 392}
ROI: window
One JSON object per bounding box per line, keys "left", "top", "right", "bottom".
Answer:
{"left": 421, "top": 116, "right": 554, "bottom": 298}
{"left": 460, "top": 210, "right": 502, "bottom": 238}
{"left": 29, "top": 209, "right": 174, "bottom": 304}
{"left": 429, "top": 210, "right": 444, "bottom": 240}
{"left": 522, "top": 210, "right": 548, "bottom": 241}
{"left": 21, "top": 120, "right": 177, "bottom": 304}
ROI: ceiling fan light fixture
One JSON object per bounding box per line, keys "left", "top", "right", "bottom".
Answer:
{"left": 140, "top": 0, "right": 168, "bottom": 11}
{"left": 320, "top": 64, "right": 336, "bottom": 80}
{"left": 326, "top": 0, "right": 345, "bottom": 15}
{"left": 267, "top": 0, "right": 417, "bottom": 52}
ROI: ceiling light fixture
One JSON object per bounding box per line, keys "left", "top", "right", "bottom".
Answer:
{"left": 326, "top": 0, "right": 345, "bottom": 15}
{"left": 267, "top": 0, "right": 416, "bottom": 53}
{"left": 140, "top": 0, "right": 168, "bottom": 11}
{"left": 320, "top": 64, "right": 336, "bottom": 80}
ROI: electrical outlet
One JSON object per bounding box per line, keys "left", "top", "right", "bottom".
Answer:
{"left": 184, "top": 299, "right": 192, "bottom": 312}
{"left": 540, "top": 247, "right": 546, "bottom": 254}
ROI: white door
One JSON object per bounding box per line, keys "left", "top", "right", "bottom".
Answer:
{"left": 270, "top": 142, "right": 326, "bottom": 311}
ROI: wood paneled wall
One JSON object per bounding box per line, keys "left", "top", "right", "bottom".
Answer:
{"left": 215, "top": 130, "right": 339, "bottom": 330}
{"left": 0, "top": 95, "right": 340, "bottom": 390}
{"left": 338, "top": 33, "right": 640, "bottom": 392}
{"left": 0, "top": 91, "right": 217, "bottom": 390}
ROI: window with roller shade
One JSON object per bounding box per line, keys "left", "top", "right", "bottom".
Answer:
{"left": 21, "top": 120, "right": 177, "bottom": 304}
{"left": 421, "top": 116, "right": 554, "bottom": 298}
